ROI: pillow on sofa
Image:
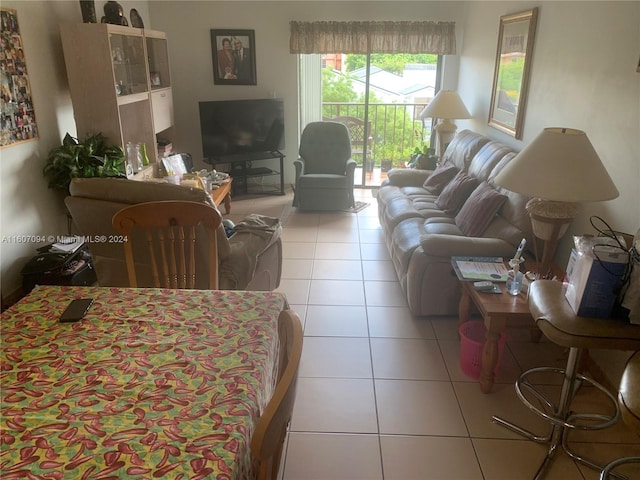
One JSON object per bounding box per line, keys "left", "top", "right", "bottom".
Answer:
{"left": 435, "top": 171, "right": 478, "bottom": 215}
{"left": 423, "top": 164, "right": 459, "bottom": 194}
{"left": 455, "top": 181, "right": 507, "bottom": 237}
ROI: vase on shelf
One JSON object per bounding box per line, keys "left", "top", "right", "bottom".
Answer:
{"left": 79, "top": 0, "right": 97, "bottom": 23}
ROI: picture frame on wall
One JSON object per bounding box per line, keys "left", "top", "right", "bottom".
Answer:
{"left": 1, "top": 8, "right": 39, "bottom": 148}
{"left": 488, "top": 8, "right": 538, "bottom": 139}
{"left": 210, "top": 29, "right": 257, "bottom": 85}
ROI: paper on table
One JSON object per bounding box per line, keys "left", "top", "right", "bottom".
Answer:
{"left": 454, "top": 259, "right": 509, "bottom": 282}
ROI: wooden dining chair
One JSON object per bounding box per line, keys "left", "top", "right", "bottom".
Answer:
{"left": 251, "top": 309, "right": 304, "bottom": 480}
{"left": 112, "top": 200, "right": 222, "bottom": 289}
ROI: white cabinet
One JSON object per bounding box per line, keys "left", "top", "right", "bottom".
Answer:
{"left": 60, "top": 23, "right": 174, "bottom": 166}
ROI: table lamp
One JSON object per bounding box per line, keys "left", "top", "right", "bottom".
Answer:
{"left": 419, "top": 90, "right": 471, "bottom": 159}
{"left": 493, "top": 127, "right": 619, "bottom": 277}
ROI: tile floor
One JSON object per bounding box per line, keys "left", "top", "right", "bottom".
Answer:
{"left": 227, "top": 187, "right": 639, "bottom": 480}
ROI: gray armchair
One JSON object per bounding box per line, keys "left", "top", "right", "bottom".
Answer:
{"left": 293, "top": 122, "right": 356, "bottom": 211}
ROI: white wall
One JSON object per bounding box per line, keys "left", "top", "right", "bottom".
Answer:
{"left": 147, "top": 1, "right": 466, "bottom": 175}
{"left": 0, "top": 0, "right": 151, "bottom": 299}
{"left": 456, "top": 1, "right": 640, "bottom": 380}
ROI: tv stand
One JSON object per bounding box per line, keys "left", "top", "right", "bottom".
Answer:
{"left": 205, "top": 151, "right": 285, "bottom": 196}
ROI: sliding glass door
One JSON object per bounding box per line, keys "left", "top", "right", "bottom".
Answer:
{"left": 301, "top": 53, "right": 440, "bottom": 187}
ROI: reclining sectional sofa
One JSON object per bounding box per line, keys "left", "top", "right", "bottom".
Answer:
{"left": 66, "top": 178, "right": 282, "bottom": 291}
{"left": 377, "top": 130, "right": 535, "bottom": 316}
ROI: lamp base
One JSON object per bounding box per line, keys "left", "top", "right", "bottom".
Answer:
{"left": 433, "top": 119, "right": 458, "bottom": 160}
{"left": 526, "top": 198, "right": 578, "bottom": 278}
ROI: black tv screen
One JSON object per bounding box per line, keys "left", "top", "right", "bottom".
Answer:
{"left": 199, "top": 98, "right": 285, "bottom": 160}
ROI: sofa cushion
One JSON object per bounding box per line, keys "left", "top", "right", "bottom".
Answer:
{"left": 423, "top": 164, "right": 459, "bottom": 194}
{"left": 435, "top": 171, "right": 478, "bottom": 215}
{"left": 440, "top": 130, "right": 492, "bottom": 170}
{"left": 455, "top": 182, "right": 508, "bottom": 237}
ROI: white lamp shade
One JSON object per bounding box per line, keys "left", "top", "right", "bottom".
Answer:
{"left": 493, "top": 128, "right": 619, "bottom": 203}
{"left": 419, "top": 90, "right": 471, "bottom": 120}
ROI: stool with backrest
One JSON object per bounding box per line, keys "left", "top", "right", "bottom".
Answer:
{"left": 492, "top": 280, "right": 640, "bottom": 479}
{"left": 112, "top": 200, "right": 222, "bottom": 289}
{"left": 600, "top": 350, "right": 640, "bottom": 479}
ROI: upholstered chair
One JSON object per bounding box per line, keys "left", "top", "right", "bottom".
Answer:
{"left": 293, "top": 122, "right": 356, "bottom": 211}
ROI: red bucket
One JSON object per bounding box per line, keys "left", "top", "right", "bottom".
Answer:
{"left": 458, "top": 321, "right": 507, "bottom": 380}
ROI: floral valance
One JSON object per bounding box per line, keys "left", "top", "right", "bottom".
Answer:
{"left": 290, "top": 21, "right": 456, "bottom": 55}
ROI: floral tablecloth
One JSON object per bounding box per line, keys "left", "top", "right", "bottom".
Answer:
{"left": 0, "top": 285, "right": 288, "bottom": 479}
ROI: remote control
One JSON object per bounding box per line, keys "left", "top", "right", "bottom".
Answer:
{"left": 474, "top": 281, "right": 495, "bottom": 291}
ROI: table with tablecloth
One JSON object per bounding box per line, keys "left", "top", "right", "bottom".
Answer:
{"left": 0, "top": 285, "right": 288, "bottom": 479}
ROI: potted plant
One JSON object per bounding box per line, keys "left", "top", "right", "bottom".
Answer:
{"left": 410, "top": 144, "right": 438, "bottom": 170}
{"left": 43, "top": 132, "right": 126, "bottom": 193}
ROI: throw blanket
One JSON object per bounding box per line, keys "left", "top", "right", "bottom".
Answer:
{"left": 220, "top": 214, "right": 282, "bottom": 289}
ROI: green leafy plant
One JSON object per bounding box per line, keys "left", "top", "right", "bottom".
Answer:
{"left": 43, "top": 132, "right": 126, "bottom": 192}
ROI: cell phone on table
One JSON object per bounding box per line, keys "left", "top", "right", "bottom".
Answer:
{"left": 59, "top": 298, "right": 94, "bottom": 323}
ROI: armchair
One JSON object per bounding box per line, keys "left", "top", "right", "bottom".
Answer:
{"left": 293, "top": 121, "right": 356, "bottom": 211}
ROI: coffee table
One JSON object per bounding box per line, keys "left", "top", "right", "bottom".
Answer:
{"left": 211, "top": 179, "right": 232, "bottom": 214}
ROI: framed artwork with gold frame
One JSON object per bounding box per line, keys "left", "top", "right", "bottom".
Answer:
{"left": 488, "top": 8, "right": 538, "bottom": 139}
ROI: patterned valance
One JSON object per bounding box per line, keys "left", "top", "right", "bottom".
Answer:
{"left": 290, "top": 21, "right": 456, "bottom": 55}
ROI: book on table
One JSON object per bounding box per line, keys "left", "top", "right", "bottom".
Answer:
{"left": 452, "top": 256, "right": 509, "bottom": 282}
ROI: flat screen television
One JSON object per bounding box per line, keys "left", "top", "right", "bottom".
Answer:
{"left": 199, "top": 98, "right": 285, "bottom": 161}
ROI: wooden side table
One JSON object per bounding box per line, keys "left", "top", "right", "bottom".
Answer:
{"left": 211, "top": 180, "right": 232, "bottom": 214}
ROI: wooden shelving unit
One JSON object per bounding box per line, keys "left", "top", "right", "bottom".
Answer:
{"left": 60, "top": 23, "right": 174, "bottom": 169}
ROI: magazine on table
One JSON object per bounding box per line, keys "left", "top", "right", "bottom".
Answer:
{"left": 452, "top": 256, "right": 509, "bottom": 282}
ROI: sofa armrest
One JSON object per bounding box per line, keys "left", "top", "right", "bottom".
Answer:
{"left": 420, "top": 234, "right": 516, "bottom": 258}
{"left": 386, "top": 168, "right": 431, "bottom": 187}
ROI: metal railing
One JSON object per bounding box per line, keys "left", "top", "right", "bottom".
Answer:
{"left": 323, "top": 102, "right": 430, "bottom": 170}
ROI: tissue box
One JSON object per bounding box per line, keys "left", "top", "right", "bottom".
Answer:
{"left": 564, "top": 247, "right": 628, "bottom": 318}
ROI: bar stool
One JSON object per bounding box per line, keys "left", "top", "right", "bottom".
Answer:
{"left": 600, "top": 350, "right": 640, "bottom": 479}
{"left": 492, "top": 280, "right": 640, "bottom": 480}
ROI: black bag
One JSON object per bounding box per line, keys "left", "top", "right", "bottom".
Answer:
{"left": 21, "top": 246, "right": 97, "bottom": 293}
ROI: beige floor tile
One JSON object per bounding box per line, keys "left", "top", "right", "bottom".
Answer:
{"left": 317, "top": 214, "right": 359, "bottom": 229}
{"left": 358, "top": 228, "right": 385, "bottom": 244}
{"left": 284, "top": 213, "right": 320, "bottom": 228}
{"left": 312, "top": 259, "right": 363, "bottom": 280}
{"left": 370, "top": 338, "right": 449, "bottom": 381}
{"left": 453, "top": 381, "right": 552, "bottom": 440}
{"left": 314, "top": 242, "right": 362, "bottom": 260}
{"left": 375, "top": 379, "right": 468, "bottom": 436}
{"left": 357, "top": 216, "right": 382, "bottom": 230}
{"left": 364, "top": 280, "right": 407, "bottom": 307}
{"left": 360, "top": 242, "right": 391, "bottom": 261}
{"left": 308, "top": 279, "right": 365, "bottom": 305}
{"left": 299, "top": 336, "right": 372, "bottom": 378}
{"left": 367, "top": 306, "right": 435, "bottom": 339}
{"left": 291, "top": 378, "right": 378, "bottom": 433}
{"left": 276, "top": 279, "right": 310, "bottom": 305}
{"left": 281, "top": 259, "right": 313, "bottom": 279}
{"left": 362, "top": 260, "right": 397, "bottom": 281}
{"left": 284, "top": 433, "right": 382, "bottom": 480}
{"left": 281, "top": 227, "right": 318, "bottom": 243}
{"left": 304, "top": 305, "right": 368, "bottom": 337}
{"left": 316, "top": 228, "right": 361, "bottom": 243}
{"left": 574, "top": 442, "right": 640, "bottom": 479}
{"left": 380, "top": 435, "right": 483, "bottom": 480}
{"left": 430, "top": 316, "right": 464, "bottom": 340}
{"left": 282, "top": 241, "right": 316, "bottom": 259}
{"left": 473, "top": 438, "right": 585, "bottom": 480}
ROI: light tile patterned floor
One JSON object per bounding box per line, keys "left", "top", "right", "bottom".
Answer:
{"left": 227, "top": 187, "right": 639, "bottom": 480}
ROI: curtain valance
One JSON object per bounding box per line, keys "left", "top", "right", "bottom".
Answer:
{"left": 289, "top": 21, "right": 456, "bottom": 55}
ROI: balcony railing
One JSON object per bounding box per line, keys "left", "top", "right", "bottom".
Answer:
{"left": 322, "top": 102, "right": 431, "bottom": 171}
